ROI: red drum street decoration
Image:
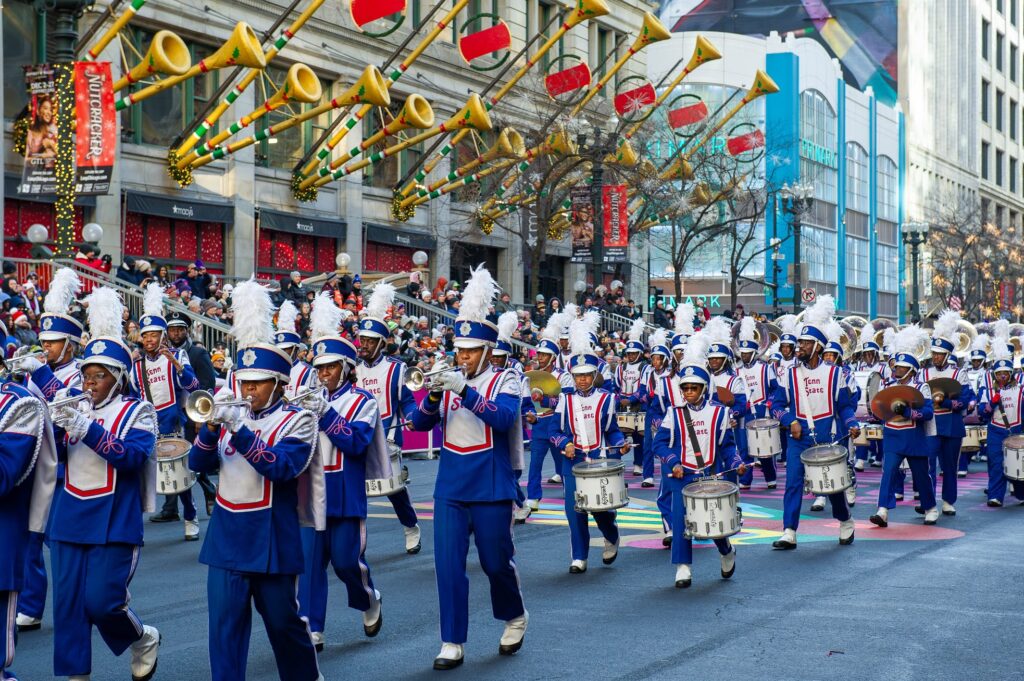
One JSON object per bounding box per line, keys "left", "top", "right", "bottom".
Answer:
{"left": 545, "top": 57, "right": 592, "bottom": 102}
{"left": 668, "top": 97, "right": 709, "bottom": 133}
{"left": 613, "top": 76, "right": 656, "bottom": 120}
{"left": 458, "top": 17, "right": 512, "bottom": 70}
{"left": 726, "top": 126, "right": 765, "bottom": 158}
{"left": 350, "top": 0, "right": 406, "bottom": 37}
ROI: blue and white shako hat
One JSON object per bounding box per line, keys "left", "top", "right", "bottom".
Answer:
{"left": 797, "top": 294, "right": 836, "bottom": 347}
{"left": 891, "top": 324, "right": 930, "bottom": 372}
{"left": 736, "top": 317, "right": 758, "bottom": 354}
{"left": 857, "top": 324, "right": 879, "bottom": 353}
{"left": 39, "top": 266, "right": 84, "bottom": 343}
{"left": 274, "top": 300, "right": 303, "bottom": 349}
{"left": 969, "top": 333, "right": 990, "bottom": 362}
{"left": 537, "top": 338, "right": 559, "bottom": 355}
{"left": 702, "top": 317, "right": 734, "bottom": 359}
{"left": 140, "top": 282, "right": 168, "bottom": 335}
{"left": 706, "top": 342, "right": 733, "bottom": 359}
{"left": 453, "top": 264, "right": 499, "bottom": 349}
{"left": 358, "top": 280, "right": 397, "bottom": 340}
{"left": 492, "top": 311, "right": 518, "bottom": 357}
{"left": 231, "top": 279, "right": 292, "bottom": 383}
{"left": 648, "top": 329, "right": 669, "bottom": 358}
{"left": 625, "top": 317, "right": 646, "bottom": 355}
{"left": 671, "top": 333, "right": 688, "bottom": 352}
{"left": 677, "top": 362, "right": 711, "bottom": 386}
{"left": 568, "top": 353, "right": 602, "bottom": 374}
{"left": 930, "top": 309, "right": 960, "bottom": 355}
{"left": 81, "top": 287, "right": 133, "bottom": 374}
{"left": 312, "top": 337, "right": 357, "bottom": 367}
{"left": 824, "top": 341, "right": 844, "bottom": 356}
{"left": 309, "top": 290, "right": 356, "bottom": 367}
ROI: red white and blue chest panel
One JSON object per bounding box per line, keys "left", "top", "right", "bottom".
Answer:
{"left": 442, "top": 370, "right": 513, "bottom": 454}
{"left": 712, "top": 372, "right": 745, "bottom": 398}
{"left": 54, "top": 360, "right": 82, "bottom": 391}
{"left": 560, "top": 390, "right": 612, "bottom": 454}
{"left": 65, "top": 398, "right": 154, "bottom": 500}
{"left": 284, "top": 362, "right": 317, "bottom": 402}
{"left": 358, "top": 358, "right": 401, "bottom": 420}
{"left": 739, "top": 362, "right": 771, "bottom": 404}
{"left": 788, "top": 364, "right": 839, "bottom": 420}
{"left": 668, "top": 403, "right": 726, "bottom": 470}
{"left": 991, "top": 383, "right": 1024, "bottom": 429}
{"left": 133, "top": 355, "right": 179, "bottom": 410}
{"left": 319, "top": 390, "right": 375, "bottom": 472}
{"left": 616, "top": 362, "right": 644, "bottom": 394}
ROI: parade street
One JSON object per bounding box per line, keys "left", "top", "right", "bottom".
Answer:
{"left": 10, "top": 458, "right": 1023, "bottom": 681}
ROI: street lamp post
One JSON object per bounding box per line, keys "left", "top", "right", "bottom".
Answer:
{"left": 779, "top": 181, "right": 815, "bottom": 314}
{"left": 576, "top": 124, "right": 618, "bottom": 290}
{"left": 902, "top": 222, "right": 930, "bottom": 322}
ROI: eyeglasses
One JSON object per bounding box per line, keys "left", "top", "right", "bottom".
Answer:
{"left": 680, "top": 385, "right": 703, "bottom": 393}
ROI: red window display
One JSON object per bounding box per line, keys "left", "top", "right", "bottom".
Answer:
{"left": 4, "top": 199, "right": 85, "bottom": 259}
{"left": 123, "top": 212, "right": 225, "bottom": 274}
{"left": 257, "top": 229, "right": 338, "bottom": 279}
{"left": 364, "top": 242, "right": 416, "bottom": 273}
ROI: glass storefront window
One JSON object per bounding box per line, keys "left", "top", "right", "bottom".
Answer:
{"left": 4, "top": 1, "right": 40, "bottom": 120}
{"left": 878, "top": 156, "right": 898, "bottom": 221}
{"left": 846, "top": 143, "right": 869, "bottom": 213}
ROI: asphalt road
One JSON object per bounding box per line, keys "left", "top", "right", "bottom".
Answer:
{"left": 10, "top": 456, "right": 1024, "bottom": 681}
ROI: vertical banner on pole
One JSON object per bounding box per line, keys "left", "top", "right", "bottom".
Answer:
{"left": 570, "top": 186, "right": 594, "bottom": 263}
{"left": 602, "top": 184, "right": 628, "bottom": 263}
{"left": 19, "top": 64, "right": 59, "bottom": 196}
{"left": 74, "top": 61, "right": 116, "bottom": 195}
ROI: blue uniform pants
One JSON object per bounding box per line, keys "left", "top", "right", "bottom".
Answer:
{"left": 855, "top": 439, "right": 883, "bottom": 463}
{"left": 985, "top": 431, "right": 1024, "bottom": 502}
{"left": 298, "top": 518, "right": 375, "bottom": 635}
{"left": 666, "top": 476, "right": 733, "bottom": 565}
{"left": 929, "top": 435, "right": 963, "bottom": 504}
{"left": 657, "top": 474, "right": 672, "bottom": 533}
{"left": 878, "top": 451, "right": 934, "bottom": 510}
{"left": 17, "top": 532, "right": 46, "bottom": 620}
{"left": 433, "top": 498, "right": 525, "bottom": 645}
{"left": 387, "top": 487, "right": 418, "bottom": 528}
{"left": 527, "top": 416, "right": 562, "bottom": 499}
{"left": 562, "top": 460, "right": 620, "bottom": 561}
{"left": 641, "top": 416, "right": 661, "bottom": 480}
{"left": 2, "top": 591, "right": 15, "bottom": 677}
{"left": 207, "top": 567, "right": 320, "bottom": 681}
{"left": 782, "top": 437, "right": 851, "bottom": 530}
{"left": 51, "top": 541, "right": 145, "bottom": 677}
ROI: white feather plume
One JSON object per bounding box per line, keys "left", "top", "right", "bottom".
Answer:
{"left": 802, "top": 294, "right": 835, "bottom": 328}
{"left": 310, "top": 291, "right": 343, "bottom": 341}
{"left": 738, "top": 316, "right": 756, "bottom": 342}
{"left": 627, "top": 316, "right": 645, "bottom": 342}
{"left": 702, "top": 316, "right": 732, "bottom": 348}
{"left": 858, "top": 324, "right": 875, "bottom": 348}
{"left": 541, "top": 311, "right": 569, "bottom": 342}
{"left": 649, "top": 327, "right": 668, "bottom": 349}
{"left": 972, "top": 332, "right": 991, "bottom": 354}
{"left": 564, "top": 303, "right": 579, "bottom": 320}
{"left": 674, "top": 302, "right": 695, "bottom": 336}
{"left": 776, "top": 313, "right": 799, "bottom": 337}
{"left": 933, "top": 309, "right": 960, "bottom": 344}
{"left": 230, "top": 279, "right": 274, "bottom": 348}
{"left": 459, "top": 264, "right": 497, "bottom": 323}
{"left": 825, "top": 319, "right": 843, "bottom": 344}
{"left": 364, "top": 281, "right": 396, "bottom": 321}
{"left": 892, "top": 324, "right": 930, "bottom": 358}
{"left": 683, "top": 329, "right": 710, "bottom": 364}
{"left": 84, "top": 287, "right": 124, "bottom": 340}
{"left": 143, "top": 282, "right": 164, "bottom": 319}
{"left": 276, "top": 300, "right": 299, "bottom": 335}
{"left": 569, "top": 310, "right": 600, "bottom": 356}
{"left": 882, "top": 327, "right": 896, "bottom": 350}
{"left": 44, "top": 267, "right": 80, "bottom": 314}
{"left": 993, "top": 319, "right": 1010, "bottom": 346}
{"left": 496, "top": 311, "right": 518, "bottom": 342}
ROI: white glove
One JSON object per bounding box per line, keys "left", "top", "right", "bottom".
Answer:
{"left": 219, "top": 405, "right": 246, "bottom": 433}
{"left": 15, "top": 356, "right": 43, "bottom": 374}
{"left": 436, "top": 370, "right": 467, "bottom": 395}
{"left": 302, "top": 394, "right": 329, "bottom": 418}
{"left": 54, "top": 409, "right": 91, "bottom": 439}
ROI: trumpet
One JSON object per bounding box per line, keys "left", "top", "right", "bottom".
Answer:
{"left": 0, "top": 353, "right": 44, "bottom": 379}
{"left": 49, "top": 390, "right": 93, "bottom": 416}
{"left": 283, "top": 383, "right": 325, "bottom": 405}
{"left": 405, "top": 365, "right": 462, "bottom": 392}
{"left": 185, "top": 390, "right": 253, "bottom": 424}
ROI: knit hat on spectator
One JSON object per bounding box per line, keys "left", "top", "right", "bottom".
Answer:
{"left": 10, "top": 309, "right": 30, "bottom": 328}
{"left": 136, "top": 259, "right": 151, "bottom": 273}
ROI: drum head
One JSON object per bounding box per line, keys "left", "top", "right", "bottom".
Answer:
{"left": 683, "top": 479, "right": 739, "bottom": 498}
{"left": 800, "top": 444, "right": 847, "bottom": 464}
{"left": 1005, "top": 435, "right": 1024, "bottom": 449}
{"left": 746, "top": 418, "right": 779, "bottom": 430}
{"left": 573, "top": 459, "right": 624, "bottom": 476}
{"left": 156, "top": 438, "right": 190, "bottom": 459}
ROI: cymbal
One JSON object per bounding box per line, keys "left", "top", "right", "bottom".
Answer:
{"left": 871, "top": 385, "right": 925, "bottom": 422}
{"left": 927, "top": 377, "right": 962, "bottom": 399}
{"left": 526, "top": 370, "right": 561, "bottom": 399}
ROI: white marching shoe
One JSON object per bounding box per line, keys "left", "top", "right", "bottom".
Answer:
{"left": 602, "top": 537, "right": 619, "bottom": 565}
{"left": 363, "top": 590, "right": 383, "bottom": 637}
{"left": 766, "top": 481, "right": 777, "bottom": 489}
{"left": 942, "top": 501, "right": 957, "bottom": 516}
{"left": 569, "top": 559, "right": 587, "bottom": 574}
{"left": 404, "top": 525, "right": 422, "bottom": 554}
{"left": 15, "top": 613, "right": 41, "bottom": 631}
{"left": 720, "top": 548, "right": 736, "bottom": 579}
{"left": 838, "top": 519, "right": 855, "bottom": 545}
{"left": 129, "top": 624, "right": 160, "bottom": 681}
{"left": 513, "top": 504, "right": 532, "bottom": 523}
{"left": 433, "top": 643, "right": 465, "bottom": 671}
{"left": 547, "top": 473, "right": 562, "bottom": 484}
{"left": 526, "top": 498, "right": 540, "bottom": 511}
{"left": 184, "top": 519, "right": 200, "bottom": 541}
{"left": 869, "top": 506, "right": 889, "bottom": 528}
{"left": 674, "top": 564, "right": 692, "bottom": 588}
{"left": 845, "top": 485, "right": 857, "bottom": 507}
{"left": 772, "top": 528, "right": 797, "bottom": 550}
{"left": 310, "top": 630, "right": 325, "bottom": 652}
{"left": 499, "top": 610, "right": 528, "bottom": 655}
{"left": 923, "top": 507, "right": 939, "bottom": 525}
{"left": 810, "top": 496, "right": 826, "bottom": 512}
{"left": 854, "top": 459, "right": 865, "bottom": 471}
{"left": 632, "top": 465, "right": 643, "bottom": 476}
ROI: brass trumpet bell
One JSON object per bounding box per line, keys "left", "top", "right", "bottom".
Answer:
{"left": 565, "top": 0, "right": 612, "bottom": 29}
{"left": 185, "top": 390, "right": 252, "bottom": 424}
{"left": 440, "top": 93, "right": 493, "bottom": 133}
{"left": 114, "top": 30, "right": 191, "bottom": 92}
{"left": 266, "top": 63, "right": 323, "bottom": 108}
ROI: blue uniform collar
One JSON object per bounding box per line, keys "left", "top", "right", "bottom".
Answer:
{"left": 252, "top": 396, "right": 285, "bottom": 419}
{"left": 329, "top": 381, "right": 353, "bottom": 400}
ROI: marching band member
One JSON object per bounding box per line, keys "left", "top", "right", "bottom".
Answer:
{"left": 551, "top": 311, "right": 630, "bottom": 574}
{"left": 134, "top": 283, "right": 201, "bottom": 540}
{"left": 774, "top": 316, "right": 800, "bottom": 464}
{"left": 0, "top": 319, "right": 57, "bottom": 681}
{"left": 642, "top": 329, "right": 675, "bottom": 539}
{"left": 965, "top": 333, "right": 991, "bottom": 463}
{"left": 977, "top": 336, "right": 1024, "bottom": 507}
{"left": 671, "top": 302, "right": 696, "bottom": 369}
{"left": 355, "top": 282, "right": 422, "bottom": 554}
{"left": 299, "top": 292, "right": 387, "bottom": 652}
{"left": 702, "top": 318, "right": 747, "bottom": 484}
{"left": 275, "top": 300, "right": 318, "bottom": 402}
{"left": 817, "top": 323, "right": 859, "bottom": 510}
{"left": 16, "top": 267, "right": 81, "bottom": 633}
{"left": 653, "top": 332, "right": 746, "bottom": 588}
{"left": 407, "top": 265, "right": 527, "bottom": 671}
{"left": 922, "top": 311, "right": 976, "bottom": 513}
{"left": 555, "top": 304, "right": 577, "bottom": 371}
{"left": 769, "top": 296, "right": 859, "bottom": 549}
{"left": 492, "top": 312, "right": 533, "bottom": 522}
{"left": 48, "top": 287, "right": 161, "bottom": 681}
{"left": 736, "top": 317, "right": 778, "bottom": 490}
{"left": 187, "top": 279, "right": 323, "bottom": 681}
{"left": 868, "top": 325, "right": 938, "bottom": 527}
{"left": 853, "top": 326, "right": 885, "bottom": 470}
{"left": 523, "top": 312, "right": 575, "bottom": 508}
{"left": 616, "top": 318, "right": 651, "bottom": 484}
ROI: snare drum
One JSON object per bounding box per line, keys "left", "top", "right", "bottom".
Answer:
{"left": 682, "top": 479, "right": 741, "bottom": 539}
{"left": 864, "top": 423, "right": 884, "bottom": 441}
{"left": 155, "top": 438, "right": 196, "bottom": 495}
{"left": 572, "top": 459, "right": 629, "bottom": 512}
{"left": 366, "top": 442, "right": 407, "bottom": 497}
{"left": 853, "top": 370, "right": 872, "bottom": 419}
{"left": 1003, "top": 435, "right": 1024, "bottom": 481}
{"left": 962, "top": 424, "right": 987, "bottom": 452}
{"left": 852, "top": 426, "right": 869, "bottom": 446}
{"left": 746, "top": 418, "right": 782, "bottom": 459}
{"left": 800, "top": 444, "right": 853, "bottom": 494}
{"left": 616, "top": 412, "right": 639, "bottom": 434}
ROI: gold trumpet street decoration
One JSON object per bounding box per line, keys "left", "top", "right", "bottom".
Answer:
{"left": 116, "top": 21, "right": 267, "bottom": 111}
{"left": 310, "top": 93, "right": 494, "bottom": 190}
{"left": 680, "top": 69, "right": 780, "bottom": 164}
{"left": 190, "top": 64, "right": 391, "bottom": 171}
{"left": 83, "top": 0, "right": 148, "bottom": 61}
{"left": 113, "top": 30, "right": 191, "bottom": 92}
{"left": 396, "top": 0, "right": 612, "bottom": 202}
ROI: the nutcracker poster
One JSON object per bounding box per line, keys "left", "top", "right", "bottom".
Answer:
{"left": 602, "top": 184, "right": 628, "bottom": 263}
{"left": 73, "top": 61, "right": 115, "bottom": 195}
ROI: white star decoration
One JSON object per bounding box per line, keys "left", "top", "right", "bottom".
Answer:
{"left": 42, "top": 318, "right": 53, "bottom": 330}
{"left": 242, "top": 349, "right": 257, "bottom": 367}
{"left": 91, "top": 340, "right": 107, "bottom": 355}
{"left": 460, "top": 322, "right": 472, "bottom": 336}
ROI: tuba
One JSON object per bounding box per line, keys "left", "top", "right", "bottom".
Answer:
{"left": 870, "top": 318, "right": 897, "bottom": 348}
{"left": 954, "top": 319, "right": 977, "bottom": 355}
{"left": 842, "top": 315, "right": 869, "bottom": 330}
{"left": 113, "top": 30, "right": 191, "bottom": 92}
{"left": 730, "top": 320, "right": 771, "bottom": 357}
